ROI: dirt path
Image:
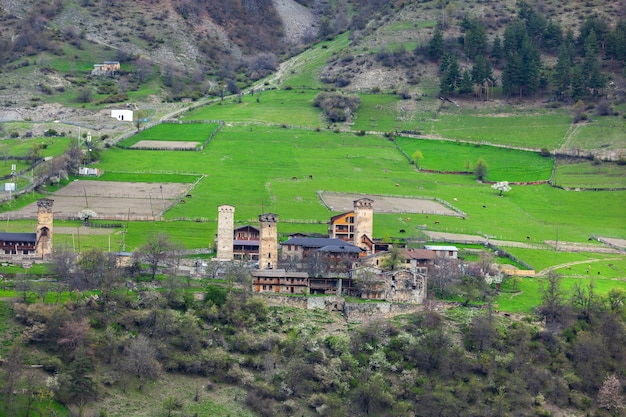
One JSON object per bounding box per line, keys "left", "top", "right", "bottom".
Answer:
{"left": 537, "top": 257, "right": 623, "bottom": 276}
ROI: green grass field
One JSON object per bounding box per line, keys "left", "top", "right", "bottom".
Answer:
{"left": 424, "top": 112, "right": 572, "bottom": 149}
{"left": 181, "top": 89, "right": 323, "bottom": 127}
{"left": 553, "top": 160, "right": 626, "bottom": 189}
{"left": 494, "top": 275, "right": 626, "bottom": 313}
{"left": 279, "top": 32, "right": 351, "bottom": 89}
{"left": 117, "top": 123, "right": 218, "bottom": 147}
{"left": 394, "top": 137, "right": 554, "bottom": 181}
{"left": 80, "top": 123, "right": 626, "bottom": 253}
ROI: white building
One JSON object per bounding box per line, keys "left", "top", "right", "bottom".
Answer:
{"left": 425, "top": 245, "right": 458, "bottom": 259}
{"left": 111, "top": 109, "right": 134, "bottom": 122}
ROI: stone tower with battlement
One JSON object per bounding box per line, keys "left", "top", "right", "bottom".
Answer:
{"left": 216, "top": 205, "right": 235, "bottom": 260}
{"left": 36, "top": 198, "right": 54, "bottom": 258}
{"left": 353, "top": 198, "right": 373, "bottom": 252}
{"left": 258, "top": 213, "right": 278, "bottom": 270}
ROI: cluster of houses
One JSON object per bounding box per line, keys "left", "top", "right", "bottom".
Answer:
{"left": 0, "top": 197, "right": 461, "bottom": 305}
{"left": 214, "top": 199, "right": 459, "bottom": 303}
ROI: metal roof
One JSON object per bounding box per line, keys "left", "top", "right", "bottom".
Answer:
{"left": 317, "top": 245, "right": 362, "bottom": 253}
{"left": 425, "top": 245, "right": 458, "bottom": 251}
{"left": 0, "top": 232, "right": 37, "bottom": 243}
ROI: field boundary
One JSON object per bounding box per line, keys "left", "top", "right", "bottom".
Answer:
{"left": 115, "top": 120, "right": 224, "bottom": 151}
{"left": 318, "top": 191, "right": 467, "bottom": 217}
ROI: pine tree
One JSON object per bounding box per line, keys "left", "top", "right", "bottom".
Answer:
{"left": 439, "top": 53, "right": 459, "bottom": 95}
{"left": 553, "top": 44, "right": 572, "bottom": 99}
{"left": 428, "top": 26, "right": 445, "bottom": 61}
{"left": 459, "top": 69, "right": 473, "bottom": 95}
{"left": 462, "top": 17, "right": 487, "bottom": 59}
{"left": 582, "top": 30, "right": 606, "bottom": 96}
{"left": 490, "top": 35, "right": 504, "bottom": 64}
{"left": 543, "top": 20, "right": 563, "bottom": 51}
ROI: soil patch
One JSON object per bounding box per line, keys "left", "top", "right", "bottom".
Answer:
{"left": 131, "top": 140, "right": 200, "bottom": 149}
{"left": 3, "top": 180, "right": 191, "bottom": 220}
{"left": 320, "top": 192, "right": 461, "bottom": 216}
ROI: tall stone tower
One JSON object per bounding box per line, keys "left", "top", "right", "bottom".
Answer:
{"left": 258, "top": 213, "right": 278, "bottom": 270}
{"left": 216, "top": 205, "right": 235, "bottom": 261}
{"left": 353, "top": 198, "right": 374, "bottom": 251}
{"left": 36, "top": 198, "right": 54, "bottom": 258}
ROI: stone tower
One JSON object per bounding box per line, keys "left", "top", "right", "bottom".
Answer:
{"left": 36, "top": 198, "right": 54, "bottom": 258}
{"left": 353, "top": 198, "right": 374, "bottom": 251}
{"left": 216, "top": 205, "right": 235, "bottom": 261}
{"left": 258, "top": 213, "right": 278, "bottom": 270}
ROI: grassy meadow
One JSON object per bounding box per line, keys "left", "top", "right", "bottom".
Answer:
{"left": 1, "top": 29, "right": 624, "bottom": 291}
{"left": 181, "top": 90, "right": 323, "bottom": 127}
{"left": 82, "top": 121, "right": 626, "bottom": 253}
{"left": 552, "top": 160, "right": 626, "bottom": 189}
{"left": 116, "top": 123, "right": 219, "bottom": 147}
{"left": 394, "top": 136, "right": 554, "bottom": 181}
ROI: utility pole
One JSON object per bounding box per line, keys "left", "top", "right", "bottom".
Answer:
{"left": 87, "top": 132, "right": 92, "bottom": 165}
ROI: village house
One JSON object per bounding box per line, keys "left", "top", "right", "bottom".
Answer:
{"left": 0, "top": 198, "right": 54, "bottom": 261}
{"left": 425, "top": 245, "right": 459, "bottom": 259}
{"left": 232, "top": 225, "right": 260, "bottom": 261}
{"left": 92, "top": 61, "right": 120, "bottom": 76}
{"left": 280, "top": 237, "right": 363, "bottom": 267}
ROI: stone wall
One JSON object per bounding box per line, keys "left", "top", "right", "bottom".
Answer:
{"left": 343, "top": 302, "right": 421, "bottom": 323}
{"left": 261, "top": 293, "right": 422, "bottom": 322}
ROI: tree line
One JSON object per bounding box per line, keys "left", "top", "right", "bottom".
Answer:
{"left": 428, "top": 1, "right": 625, "bottom": 102}
{"left": 2, "top": 229, "right": 625, "bottom": 416}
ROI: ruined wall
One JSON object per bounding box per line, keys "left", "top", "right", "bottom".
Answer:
{"left": 343, "top": 302, "right": 422, "bottom": 323}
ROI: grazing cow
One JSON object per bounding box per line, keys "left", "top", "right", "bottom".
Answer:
{"left": 482, "top": 205, "right": 486, "bottom": 208}
{"left": 399, "top": 229, "right": 406, "bottom": 234}
{"left": 434, "top": 221, "right": 440, "bottom": 225}
{"left": 179, "top": 199, "right": 185, "bottom": 204}
{"left": 186, "top": 194, "right": 192, "bottom": 198}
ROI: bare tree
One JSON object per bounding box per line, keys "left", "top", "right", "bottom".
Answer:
{"left": 224, "top": 261, "right": 252, "bottom": 294}
{"left": 597, "top": 373, "right": 625, "bottom": 413}
{"left": 1, "top": 345, "right": 24, "bottom": 416}
{"left": 353, "top": 268, "right": 384, "bottom": 299}
{"left": 428, "top": 257, "right": 461, "bottom": 297}
{"left": 58, "top": 318, "right": 92, "bottom": 361}
{"left": 302, "top": 251, "right": 330, "bottom": 277}
{"left": 537, "top": 272, "right": 571, "bottom": 332}
{"left": 121, "top": 335, "right": 161, "bottom": 385}
{"left": 136, "top": 232, "right": 174, "bottom": 280}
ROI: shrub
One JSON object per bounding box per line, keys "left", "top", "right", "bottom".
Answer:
{"left": 314, "top": 91, "right": 360, "bottom": 123}
{"left": 540, "top": 148, "right": 551, "bottom": 157}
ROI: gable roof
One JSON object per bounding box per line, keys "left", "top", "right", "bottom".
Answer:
{"left": 400, "top": 248, "right": 436, "bottom": 260}
{"left": 0, "top": 232, "right": 37, "bottom": 243}
{"left": 317, "top": 245, "right": 363, "bottom": 254}
{"left": 330, "top": 211, "right": 354, "bottom": 222}
{"left": 234, "top": 225, "right": 259, "bottom": 233}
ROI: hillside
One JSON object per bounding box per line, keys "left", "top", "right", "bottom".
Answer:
{"left": 0, "top": 2, "right": 625, "bottom": 416}
{"left": 0, "top": 0, "right": 624, "bottom": 134}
